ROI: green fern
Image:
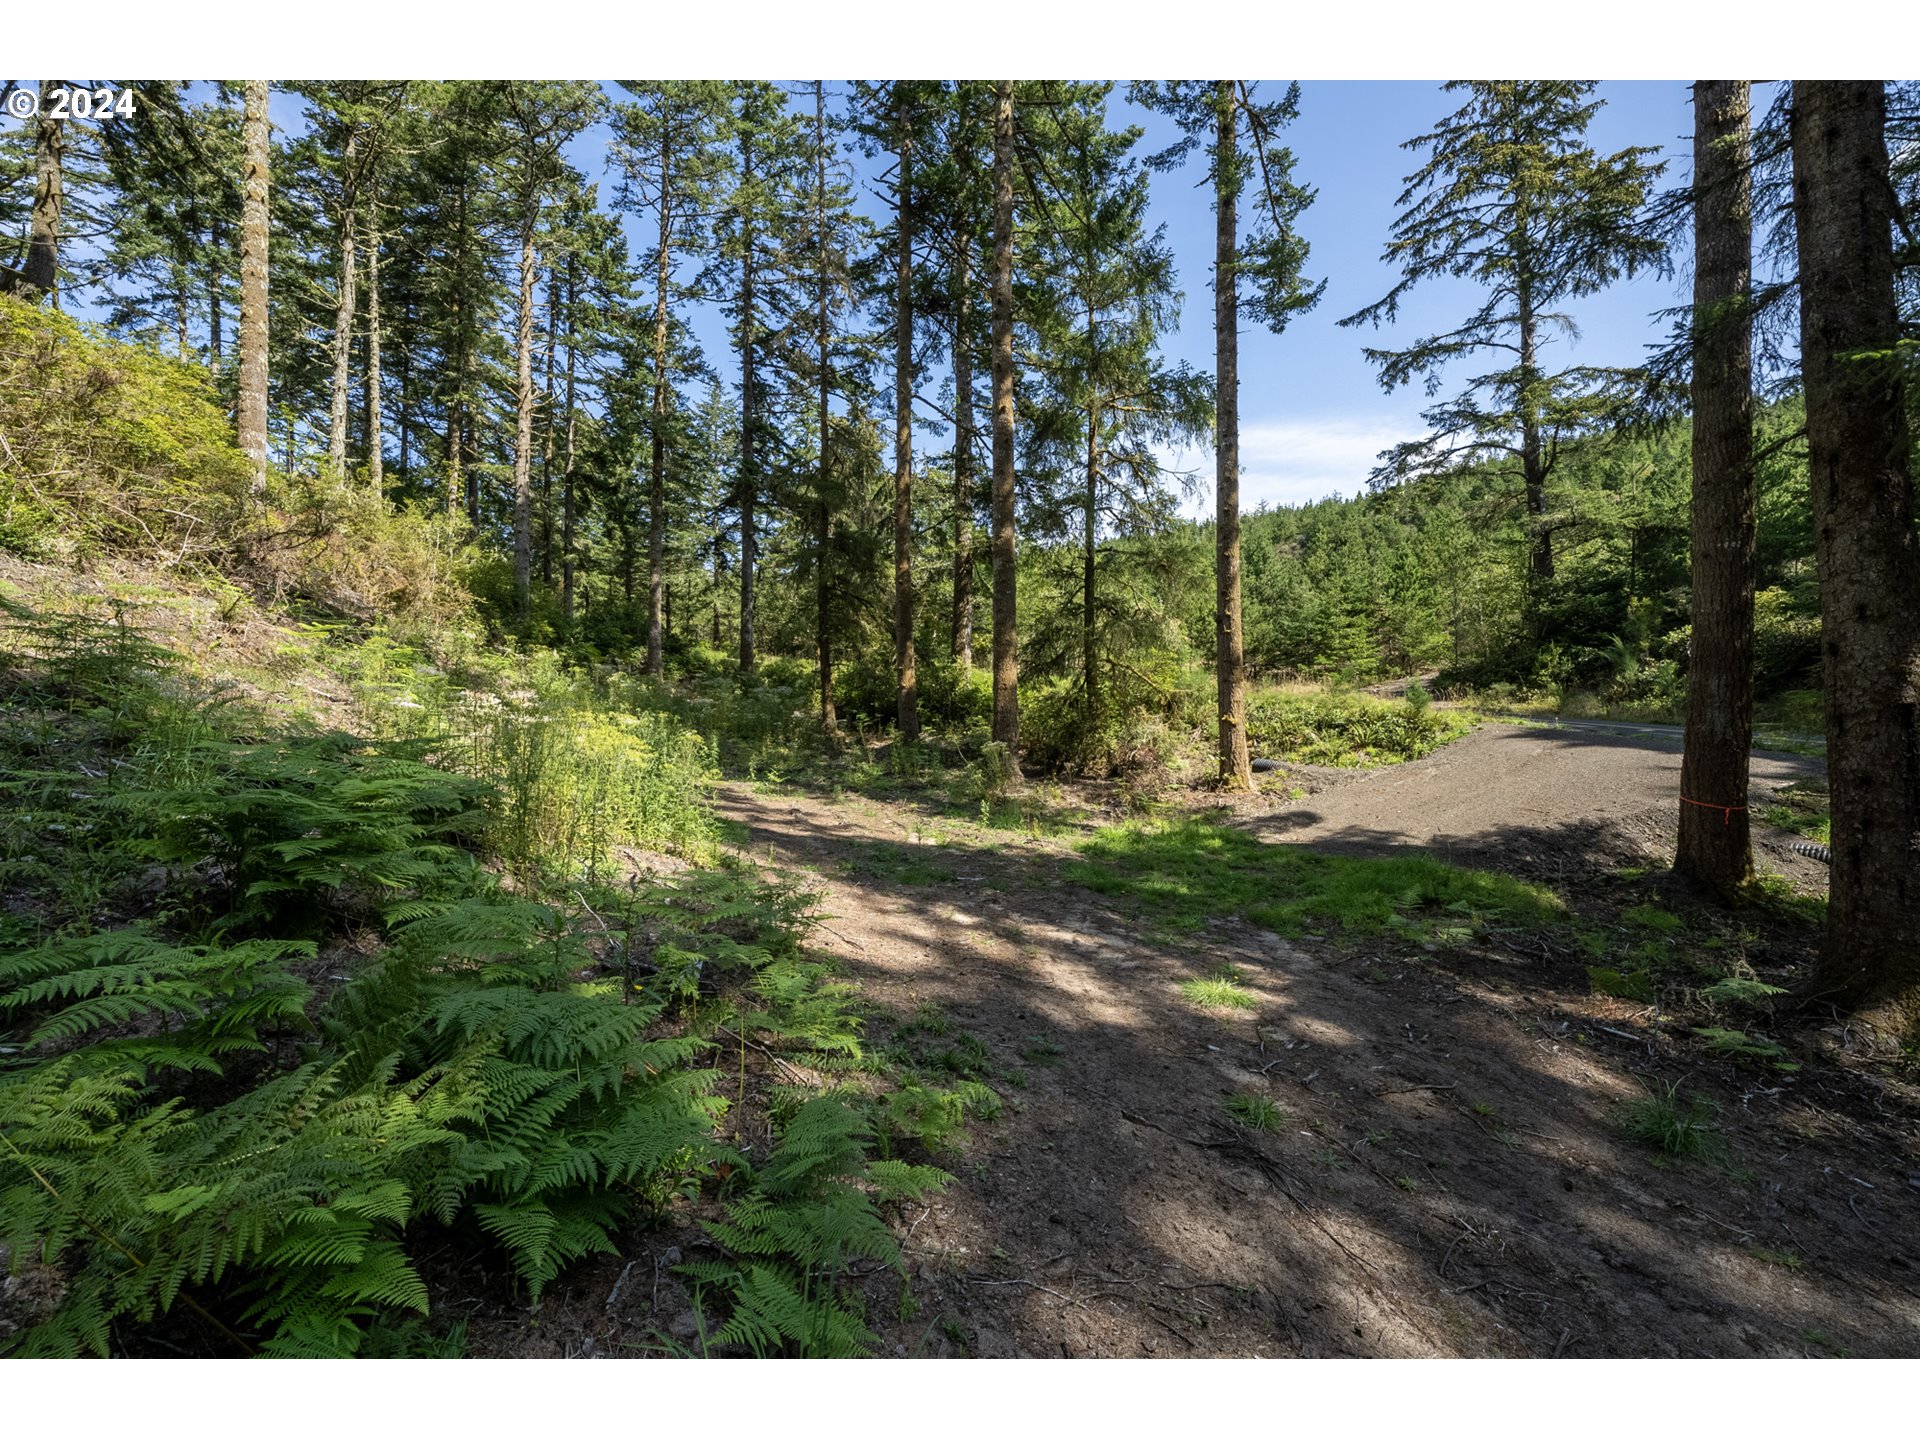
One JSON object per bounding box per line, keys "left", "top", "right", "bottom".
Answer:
{"left": 687, "top": 1096, "right": 946, "bottom": 1357}
{"left": 0, "top": 930, "right": 314, "bottom": 1074}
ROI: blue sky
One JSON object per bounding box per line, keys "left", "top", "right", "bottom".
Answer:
{"left": 18, "top": 79, "right": 1723, "bottom": 514}
{"left": 627, "top": 81, "right": 1715, "bottom": 514}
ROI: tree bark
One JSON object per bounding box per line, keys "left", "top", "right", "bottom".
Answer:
{"left": 989, "top": 80, "right": 1020, "bottom": 764}
{"left": 894, "top": 94, "right": 921, "bottom": 739}
{"left": 1517, "top": 275, "right": 1553, "bottom": 582}
{"left": 1675, "top": 80, "right": 1755, "bottom": 895}
{"left": 1790, "top": 80, "right": 1920, "bottom": 1030}
{"left": 512, "top": 223, "right": 537, "bottom": 614}
{"left": 208, "top": 219, "right": 223, "bottom": 363}
{"left": 647, "top": 144, "right": 673, "bottom": 679}
{"left": 22, "top": 84, "right": 62, "bottom": 301}
{"left": 815, "top": 80, "right": 836, "bottom": 732}
{"left": 1215, "top": 81, "right": 1252, "bottom": 789}
{"left": 364, "top": 204, "right": 384, "bottom": 495}
{"left": 562, "top": 255, "right": 579, "bottom": 625}
{"left": 737, "top": 127, "right": 759, "bottom": 676}
{"left": 952, "top": 231, "right": 976, "bottom": 673}
{"left": 1084, "top": 393, "right": 1099, "bottom": 728}
{"left": 540, "top": 260, "right": 558, "bottom": 584}
{"left": 237, "top": 80, "right": 271, "bottom": 497}
{"left": 327, "top": 128, "right": 359, "bottom": 480}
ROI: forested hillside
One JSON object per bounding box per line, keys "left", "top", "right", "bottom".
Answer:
{"left": 2, "top": 78, "right": 1917, "bottom": 1362}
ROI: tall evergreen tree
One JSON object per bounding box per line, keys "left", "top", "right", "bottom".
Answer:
{"left": 712, "top": 82, "right": 808, "bottom": 676}
{"left": 988, "top": 80, "right": 1021, "bottom": 761}
{"left": 237, "top": 79, "right": 271, "bottom": 495}
{"left": 1134, "top": 80, "right": 1322, "bottom": 788}
{"left": 1790, "top": 80, "right": 1920, "bottom": 1031}
{"left": 501, "top": 81, "right": 602, "bottom": 614}
{"left": 1341, "top": 82, "right": 1665, "bottom": 590}
{"left": 1675, "top": 81, "right": 1757, "bottom": 895}
{"left": 614, "top": 81, "right": 729, "bottom": 676}
{"left": 1024, "top": 85, "right": 1209, "bottom": 726}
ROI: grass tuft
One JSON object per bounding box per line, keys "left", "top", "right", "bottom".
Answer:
{"left": 1180, "top": 965, "right": 1258, "bottom": 1010}
{"left": 1618, "top": 1082, "right": 1724, "bottom": 1162}
{"left": 1223, "top": 1092, "right": 1282, "bottom": 1130}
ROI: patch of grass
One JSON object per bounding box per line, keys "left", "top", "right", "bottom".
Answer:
{"left": 844, "top": 841, "right": 958, "bottom": 887}
{"left": 1021, "top": 1034, "right": 1066, "bottom": 1067}
{"left": 1741, "top": 872, "right": 1827, "bottom": 926}
{"left": 1180, "top": 965, "right": 1258, "bottom": 1011}
{"left": 1070, "top": 818, "right": 1564, "bottom": 941}
{"left": 1622, "top": 903, "right": 1685, "bottom": 934}
{"left": 1619, "top": 1082, "right": 1725, "bottom": 1162}
{"left": 1223, "top": 1092, "right": 1282, "bottom": 1130}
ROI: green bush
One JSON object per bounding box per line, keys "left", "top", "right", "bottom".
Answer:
{"left": 1244, "top": 688, "right": 1472, "bottom": 768}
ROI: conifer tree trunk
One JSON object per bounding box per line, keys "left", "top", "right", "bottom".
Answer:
{"left": 445, "top": 176, "right": 469, "bottom": 520}
{"left": 1084, "top": 391, "right": 1099, "bottom": 726}
{"left": 647, "top": 146, "right": 673, "bottom": 679}
{"left": 734, "top": 113, "right": 762, "bottom": 676}
{"left": 989, "top": 79, "right": 1020, "bottom": 764}
{"left": 1517, "top": 275, "right": 1553, "bottom": 581}
{"left": 512, "top": 223, "right": 537, "bottom": 614}
{"left": 562, "top": 255, "right": 579, "bottom": 625}
{"left": 1790, "top": 80, "right": 1920, "bottom": 1030}
{"left": 364, "top": 206, "right": 384, "bottom": 495}
{"left": 894, "top": 96, "right": 921, "bottom": 739}
{"left": 237, "top": 80, "right": 271, "bottom": 497}
{"left": 397, "top": 298, "right": 413, "bottom": 486}
{"left": 540, "top": 262, "right": 558, "bottom": 584}
{"left": 1214, "top": 82, "right": 1252, "bottom": 789}
{"left": 327, "top": 128, "right": 359, "bottom": 479}
{"left": 22, "top": 84, "right": 62, "bottom": 300}
{"left": 739, "top": 221, "right": 758, "bottom": 673}
{"left": 174, "top": 261, "right": 191, "bottom": 356}
{"left": 952, "top": 233, "right": 976, "bottom": 673}
{"left": 208, "top": 220, "right": 223, "bottom": 363}
{"left": 815, "top": 80, "right": 836, "bottom": 732}
{"left": 1675, "top": 80, "right": 1755, "bottom": 895}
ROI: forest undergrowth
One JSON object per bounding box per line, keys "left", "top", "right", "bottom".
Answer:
{"left": 0, "top": 592, "right": 999, "bottom": 1358}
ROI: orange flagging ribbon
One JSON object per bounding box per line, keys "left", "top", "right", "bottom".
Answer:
{"left": 1680, "top": 796, "right": 1748, "bottom": 827}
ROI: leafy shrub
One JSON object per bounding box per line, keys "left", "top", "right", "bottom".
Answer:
{"left": 1244, "top": 688, "right": 1472, "bottom": 768}
{"left": 0, "top": 296, "right": 250, "bottom": 562}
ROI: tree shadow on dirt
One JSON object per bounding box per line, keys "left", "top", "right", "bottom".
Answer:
{"left": 715, "top": 785, "right": 1919, "bottom": 1359}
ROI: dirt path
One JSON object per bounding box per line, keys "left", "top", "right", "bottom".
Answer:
{"left": 716, "top": 766, "right": 1918, "bottom": 1359}
{"left": 1246, "top": 722, "right": 1828, "bottom": 889}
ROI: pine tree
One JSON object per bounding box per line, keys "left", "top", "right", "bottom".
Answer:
{"left": 1133, "top": 80, "right": 1322, "bottom": 788}
{"left": 1674, "top": 81, "right": 1757, "bottom": 895}
{"left": 614, "top": 82, "right": 730, "bottom": 676}
{"left": 988, "top": 80, "right": 1021, "bottom": 763}
{"left": 501, "top": 81, "right": 603, "bottom": 615}
{"left": 1790, "top": 80, "right": 1920, "bottom": 1031}
{"left": 1342, "top": 83, "right": 1665, "bottom": 593}
{"left": 237, "top": 80, "right": 271, "bottom": 495}
{"left": 712, "top": 83, "right": 808, "bottom": 676}
{"left": 1023, "top": 84, "right": 1209, "bottom": 728}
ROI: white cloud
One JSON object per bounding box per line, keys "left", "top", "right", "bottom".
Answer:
{"left": 1163, "top": 414, "right": 1426, "bottom": 516}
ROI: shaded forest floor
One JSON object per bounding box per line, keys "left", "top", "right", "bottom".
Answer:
{"left": 679, "top": 732, "right": 1916, "bottom": 1358}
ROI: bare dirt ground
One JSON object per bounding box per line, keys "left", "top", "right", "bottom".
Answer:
{"left": 681, "top": 728, "right": 1918, "bottom": 1360}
